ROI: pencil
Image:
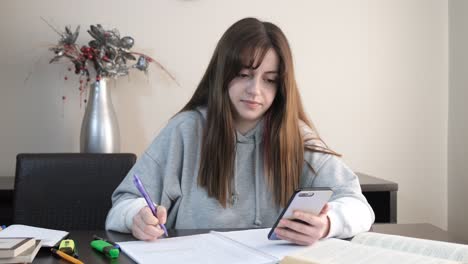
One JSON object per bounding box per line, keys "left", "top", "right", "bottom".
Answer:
{"left": 51, "top": 248, "right": 84, "bottom": 264}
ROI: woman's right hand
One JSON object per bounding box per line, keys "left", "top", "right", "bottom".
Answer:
{"left": 132, "top": 205, "right": 167, "bottom": 241}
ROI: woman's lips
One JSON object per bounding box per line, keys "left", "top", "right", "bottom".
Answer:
{"left": 241, "top": 100, "right": 261, "bottom": 109}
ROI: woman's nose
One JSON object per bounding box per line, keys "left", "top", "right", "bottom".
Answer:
{"left": 246, "top": 77, "right": 262, "bottom": 95}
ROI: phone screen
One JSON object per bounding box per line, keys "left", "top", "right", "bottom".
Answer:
{"left": 267, "top": 188, "right": 333, "bottom": 240}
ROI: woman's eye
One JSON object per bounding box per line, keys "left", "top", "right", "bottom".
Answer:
{"left": 266, "top": 79, "right": 277, "bottom": 84}
{"left": 239, "top": 73, "right": 250, "bottom": 78}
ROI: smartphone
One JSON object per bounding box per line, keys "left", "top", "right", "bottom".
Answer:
{"left": 267, "top": 187, "right": 333, "bottom": 240}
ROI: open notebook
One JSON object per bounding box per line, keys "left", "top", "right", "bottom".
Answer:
{"left": 118, "top": 228, "right": 309, "bottom": 264}
{"left": 117, "top": 228, "right": 468, "bottom": 264}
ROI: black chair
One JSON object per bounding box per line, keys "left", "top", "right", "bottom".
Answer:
{"left": 13, "top": 153, "right": 136, "bottom": 230}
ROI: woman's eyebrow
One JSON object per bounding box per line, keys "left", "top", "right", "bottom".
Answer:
{"left": 241, "top": 66, "right": 278, "bottom": 74}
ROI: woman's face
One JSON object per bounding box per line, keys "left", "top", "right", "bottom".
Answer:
{"left": 228, "top": 49, "right": 279, "bottom": 134}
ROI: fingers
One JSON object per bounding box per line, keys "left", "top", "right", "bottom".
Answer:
{"left": 320, "top": 203, "right": 330, "bottom": 215}
{"left": 156, "top": 205, "right": 167, "bottom": 224}
{"left": 132, "top": 206, "right": 165, "bottom": 241}
{"left": 292, "top": 209, "right": 325, "bottom": 227}
{"left": 141, "top": 207, "right": 159, "bottom": 225}
{"left": 278, "top": 218, "right": 315, "bottom": 236}
{"left": 275, "top": 218, "right": 323, "bottom": 245}
{"left": 292, "top": 211, "right": 329, "bottom": 238}
{"left": 275, "top": 205, "right": 331, "bottom": 245}
{"left": 279, "top": 218, "right": 322, "bottom": 242}
{"left": 132, "top": 221, "right": 163, "bottom": 241}
{"left": 274, "top": 227, "right": 319, "bottom": 246}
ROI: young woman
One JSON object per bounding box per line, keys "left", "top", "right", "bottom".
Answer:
{"left": 106, "top": 17, "right": 374, "bottom": 246}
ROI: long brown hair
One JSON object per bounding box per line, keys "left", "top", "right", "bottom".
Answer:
{"left": 180, "top": 17, "right": 337, "bottom": 207}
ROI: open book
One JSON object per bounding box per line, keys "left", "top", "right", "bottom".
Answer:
{"left": 117, "top": 228, "right": 468, "bottom": 264}
{"left": 281, "top": 232, "right": 468, "bottom": 264}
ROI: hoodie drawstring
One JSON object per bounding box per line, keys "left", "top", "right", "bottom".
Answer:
{"left": 232, "top": 153, "right": 240, "bottom": 205}
{"left": 253, "top": 135, "right": 262, "bottom": 226}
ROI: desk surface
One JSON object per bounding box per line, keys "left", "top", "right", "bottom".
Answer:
{"left": 356, "top": 172, "right": 398, "bottom": 192}
{"left": 28, "top": 223, "right": 464, "bottom": 264}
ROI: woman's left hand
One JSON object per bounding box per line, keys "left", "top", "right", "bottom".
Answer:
{"left": 274, "top": 203, "right": 330, "bottom": 246}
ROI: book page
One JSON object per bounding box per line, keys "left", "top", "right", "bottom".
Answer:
{"left": 0, "top": 225, "right": 68, "bottom": 247}
{"left": 281, "top": 238, "right": 463, "bottom": 264}
{"left": 0, "top": 238, "right": 27, "bottom": 249}
{"left": 0, "top": 240, "right": 42, "bottom": 264}
{"left": 351, "top": 232, "right": 468, "bottom": 262}
{"left": 117, "top": 232, "right": 277, "bottom": 264}
{"left": 215, "top": 228, "right": 311, "bottom": 259}
{"left": 0, "top": 238, "right": 35, "bottom": 258}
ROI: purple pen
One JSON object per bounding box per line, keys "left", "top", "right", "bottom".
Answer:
{"left": 133, "top": 174, "right": 168, "bottom": 237}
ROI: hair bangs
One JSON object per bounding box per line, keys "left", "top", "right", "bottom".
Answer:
{"left": 238, "top": 38, "right": 272, "bottom": 70}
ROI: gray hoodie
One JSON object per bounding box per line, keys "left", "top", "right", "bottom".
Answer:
{"left": 106, "top": 108, "right": 374, "bottom": 238}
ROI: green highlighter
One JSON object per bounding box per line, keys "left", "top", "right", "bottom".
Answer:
{"left": 90, "top": 240, "right": 120, "bottom": 258}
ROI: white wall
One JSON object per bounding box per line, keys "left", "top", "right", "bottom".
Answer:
{"left": 0, "top": 0, "right": 448, "bottom": 229}
{"left": 448, "top": 0, "right": 468, "bottom": 240}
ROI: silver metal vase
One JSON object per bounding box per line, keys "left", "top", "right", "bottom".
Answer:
{"left": 80, "top": 78, "right": 120, "bottom": 153}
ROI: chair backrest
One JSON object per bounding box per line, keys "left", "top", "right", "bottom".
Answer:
{"left": 13, "top": 153, "right": 136, "bottom": 230}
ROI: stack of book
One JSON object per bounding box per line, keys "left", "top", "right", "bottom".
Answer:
{"left": 0, "top": 237, "right": 42, "bottom": 264}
